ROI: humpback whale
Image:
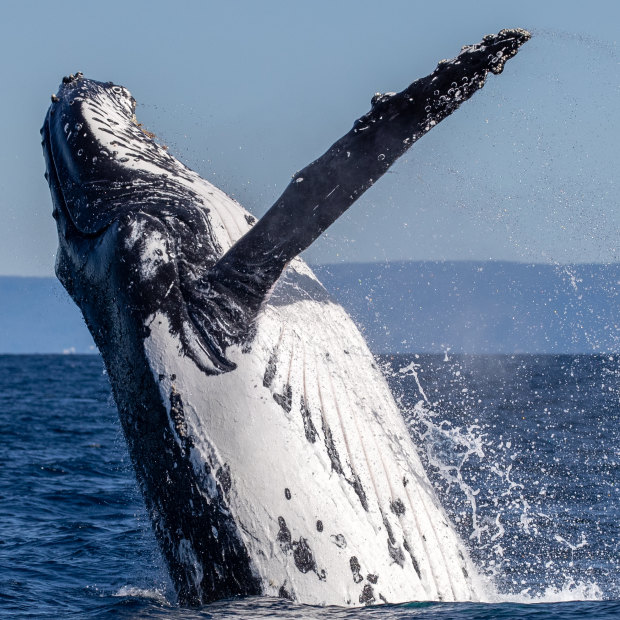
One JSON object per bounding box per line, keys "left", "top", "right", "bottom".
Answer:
{"left": 41, "top": 29, "right": 530, "bottom": 606}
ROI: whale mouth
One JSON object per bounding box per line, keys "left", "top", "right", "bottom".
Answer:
{"left": 41, "top": 110, "right": 73, "bottom": 233}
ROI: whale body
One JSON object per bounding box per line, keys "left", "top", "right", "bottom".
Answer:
{"left": 41, "top": 29, "right": 530, "bottom": 606}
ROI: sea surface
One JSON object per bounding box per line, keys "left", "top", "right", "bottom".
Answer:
{"left": 0, "top": 354, "right": 618, "bottom": 619}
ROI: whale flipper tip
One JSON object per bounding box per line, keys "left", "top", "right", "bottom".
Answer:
{"left": 445, "top": 27, "right": 531, "bottom": 77}
{"left": 488, "top": 28, "right": 532, "bottom": 74}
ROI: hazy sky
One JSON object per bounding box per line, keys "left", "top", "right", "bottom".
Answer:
{"left": 0, "top": 0, "right": 618, "bottom": 276}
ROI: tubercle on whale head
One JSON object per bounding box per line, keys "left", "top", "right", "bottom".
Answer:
{"left": 41, "top": 74, "right": 198, "bottom": 237}
{"left": 48, "top": 72, "right": 137, "bottom": 121}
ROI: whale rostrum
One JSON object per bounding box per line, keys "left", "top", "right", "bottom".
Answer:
{"left": 42, "top": 29, "right": 530, "bottom": 606}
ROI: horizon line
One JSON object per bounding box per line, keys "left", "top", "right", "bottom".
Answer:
{"left": 2, "top": 257, "right": 619, "bottom": 278}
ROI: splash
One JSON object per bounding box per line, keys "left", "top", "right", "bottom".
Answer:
{"left": 113, "top": 585, "right": 170, "bottom": 604}
{"left": 505, "top": 578, "right": 603, "bottom": 604}
{"left": 382, "top": 353, "right": 618, "bottom": 602}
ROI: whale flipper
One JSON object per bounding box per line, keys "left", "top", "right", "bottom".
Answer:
{"left": 188, "top": 28, "right": 530, "bottom": 347}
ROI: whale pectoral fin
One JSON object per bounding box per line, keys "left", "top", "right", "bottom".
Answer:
{"left": 203, "top": 29, "right": 530, "bottom": 324}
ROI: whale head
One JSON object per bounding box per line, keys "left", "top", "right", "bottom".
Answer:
{"left": 41, "top": 74, "right": 203, "bottom": 237}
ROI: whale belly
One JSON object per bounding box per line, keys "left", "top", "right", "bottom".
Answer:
{"left": 143, "top": 259, "right": 483, "bottom": 605}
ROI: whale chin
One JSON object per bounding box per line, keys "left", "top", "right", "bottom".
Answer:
{"left": 43, "top": 29, "right": 529, "bottom": 606}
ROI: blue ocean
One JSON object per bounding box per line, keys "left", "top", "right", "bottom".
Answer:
{"left": 1, "top": 353, "right": 618, "bottom": 618}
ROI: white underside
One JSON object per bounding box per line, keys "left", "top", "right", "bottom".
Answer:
{"left": 115, "top": 151, "right": 488, "bottom": 606}
{"left": 143, "top": 260, "right": 486, "bottom": 606}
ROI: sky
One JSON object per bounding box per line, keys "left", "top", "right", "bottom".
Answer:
{"left": 0, "top": 0, "right": 618, "bottom": 276}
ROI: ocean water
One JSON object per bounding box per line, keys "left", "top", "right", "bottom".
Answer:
{"left": 0, "top": 354, "right": 618, "bottom": 618}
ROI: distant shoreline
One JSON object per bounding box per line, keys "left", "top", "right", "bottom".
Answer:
{"left": 1, "top": 261, "right": 618, "bottom": 355}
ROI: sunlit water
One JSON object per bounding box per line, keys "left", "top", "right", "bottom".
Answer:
{"left": 0, "top": 354, "right": 617, "bottom": 618}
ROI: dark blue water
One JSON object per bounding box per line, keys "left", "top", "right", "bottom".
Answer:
{"left": 0, "top": 354, "right": 618, "bottom": 618}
